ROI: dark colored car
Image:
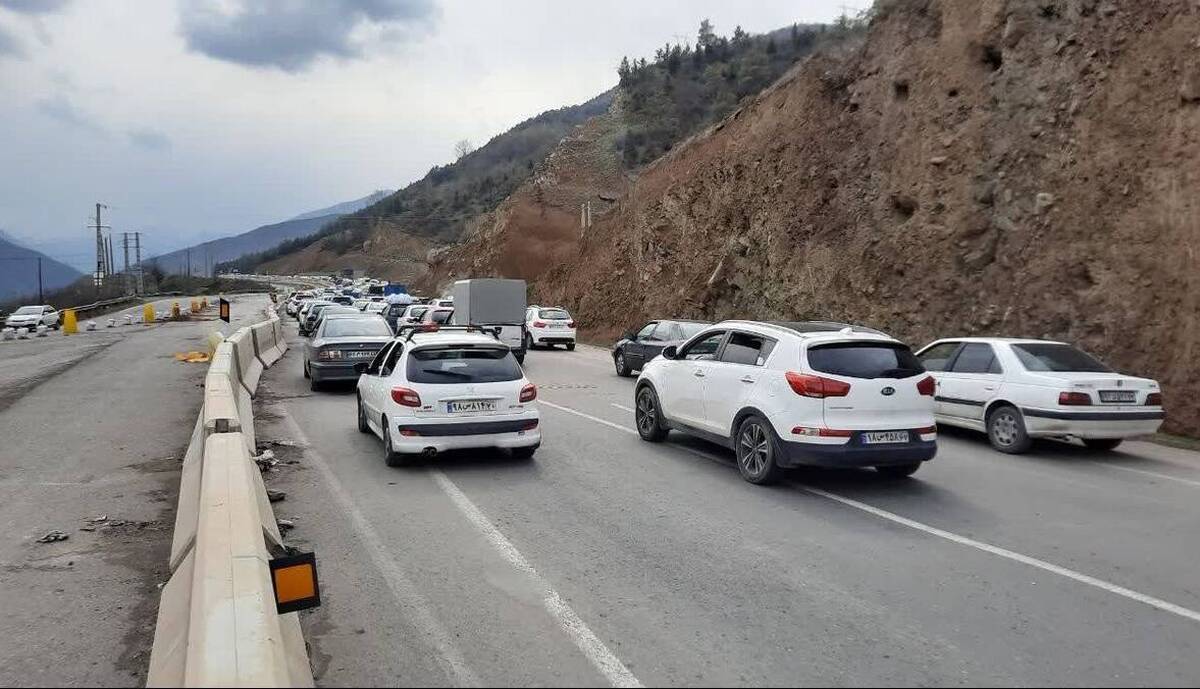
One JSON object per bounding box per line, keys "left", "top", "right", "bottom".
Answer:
{"left": 612, "top": 319, "right": 712, "bottom": 377}
{"left": 303, "top": 315, "right": 394, "bottom": 390}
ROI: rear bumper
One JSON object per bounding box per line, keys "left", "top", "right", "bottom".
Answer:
{"left": 532, "top": 329, "right": 576, "bottom": 344}
{"left": 392, "top": 416, "right": 541, "bottom": 453}
{"left": 1021, "top": 408, "right": 1164, "bottom": 439}
{"left": 309, "top": 361, "right": 362, "bottom": 382}
{"left": 778, "top": 432, "right": 937, "bottom": 468}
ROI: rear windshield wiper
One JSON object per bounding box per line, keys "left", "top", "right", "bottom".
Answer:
{"left": 419, "top": 368, "right": 475, "bottom": 379}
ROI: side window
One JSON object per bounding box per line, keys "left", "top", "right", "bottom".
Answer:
{"left": 380, "top": 343, "right": 405, "bottom": 377}
{"left": 918, "top": 342, "right": 961, "bottom": 372}
{"left": 681, "top": 331, "right": 726, "bottom": 361}
{"left": 366, "top": 342, "right": 394, "bottom": 375}
{"left": 651, "top": 322, "right": 676, "bottom": 341}
{"left": 636, "top": 322, "right": 658, "bottom": 341}
{"left": 950, "top": 343, "right": 1000, "bottom": 374}
{"left": 719, "top": 332, "right": 774, "bottom": 366}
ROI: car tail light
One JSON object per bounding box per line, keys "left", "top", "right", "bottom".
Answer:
{"left": 1146, "top": 392, "right": 1163, "bottom": 406}
{"left": 791, "top": 426, "right": 853, "bottom": 437}
{"left": 520, "top": 419, "right": 539, "bottom": 431}
{"left": 785, "top": 372, "right": 851, "bottom": 398}
{"left": 1059, "top": 391, "right": 1092, "bottom": 406}
{"left": 533, "top": 321, "right": 546, "bottom": 328}
{"left": 916, "top": 376, "right": 936, "bottom": 396}
{"left": 916, "top": 425, "right": 937, "bottom": 435}
{"left": 391, "top": 387, "right": 421, "bottom": 407}
{"left": 519, "top": 383, "right": 537, "bottom": 403}
{"left": 317, "top": 349, "right": 343, "bottom": 361}
{"left": 399, "top": 429, "right": 421, "bottom": 437}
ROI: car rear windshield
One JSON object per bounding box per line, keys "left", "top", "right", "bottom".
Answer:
{"left": 322, "top": 319, "right": 391, "bottom": 338}
{"left": 407, "top": 347, "right": 522, "bottom": 384}
{"left": 14, "top": 306, "right": 41, "bottom": 315}
{"left": 1011, "top": 343, "right": 1113, "bottom": 372}
{"left": 538, "top": 308, "right": 570, "bottom": 320}
{"left": 807, "top": 342, "right": 926, "bottom": 379}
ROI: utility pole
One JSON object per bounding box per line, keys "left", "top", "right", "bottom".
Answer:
{"left": 106, "top": 236, "right": 115, "bottom": 285}
{"left": 186, "top": 247, "right": 191, "bottom": 278}
{"left": 133, "top": 232, "right": 144, "bottom": 295}
{"left": 92, "top": 203, "right": 110, "bottom": 291}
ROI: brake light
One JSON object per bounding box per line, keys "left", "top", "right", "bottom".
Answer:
{"left": 785, "top": 372, "right": 851, "bottom": 398}
{"left": 533, "top": 321, "right": 547, "bottom": 328}
{"left": 1059, "top": 391, "right": 1092, "bottom": 406}
{"left": 916, "top": 425, "right": 937, "bottom": 435}
{"left": 419, "top": 323, "right": 439, "bottom": 332}
{"left": 519, "top": 383, "right": 537, "bottom": 403}
{"left": 391, "top": 387, "right": 421, "bottom": 407}
{"left": 520, "top": 419, "right": 539, "bottom": 431}
{"left": 1146, "top": 392, "right": 1163, "bottom": 406}
{"left": 791, "top": 426, "right": 853, "bottom": 437}
{"left": 916, "top": 376, "right": 935, "bottom": 396}
{"left": 317, "top": 349, "right": 343, "bottom": 361}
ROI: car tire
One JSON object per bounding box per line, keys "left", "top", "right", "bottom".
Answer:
{"left": 875, "top": 463, "right": 922, "bottom": 478}
{"left": 987, "top": 405, "right": 1033, "bottom": 454}
{"left": 357, "top": 396, "right": 370, "bottom": 434}
{"left": 524, "top": 333, "right": 534, "bottom": 351}
{"left": 566, "top": 342, "right": 576, "bottom": 351}
{"left": 735, "top": 415, "right": 785, "bottom": 485}
{"left": 614, "top": 350, "right": 633, "bottom": 377}
{"left": 511, "top": 445, "right": 538, "bottom": 460}
{"left": 634, "top": 386, "right": 669, "bottom": 442}
{"left": 309, "top": 373, "right": 321, "bottom": 392}
{"left": 1083, "top": 438, "right": 1123, "bottom": 452}
{"left": 382, "top": 419, "right": 405, "bottom": 467}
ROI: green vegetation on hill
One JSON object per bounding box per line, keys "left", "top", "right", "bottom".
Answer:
{"left": 616, "top": 20, "right": 830, "bottom": 167}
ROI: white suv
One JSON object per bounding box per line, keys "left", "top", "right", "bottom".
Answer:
{"left": 915, "top": 337, "right": 1164, "bottom": 453}
{"left": 355, "top": 326, "right": 540, "bottom": 466}
{"left": 635, "top": 321, "right": 937, "bottom": 484}
{"left": 525, "top": 306, "right": 576, "bottom": 350}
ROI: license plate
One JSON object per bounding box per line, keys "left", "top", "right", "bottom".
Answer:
{"left": 1099, "top": 390, "right": 1136, "bottom": 403}
{"left": 346, "top": 350, "right": 376, "bottom": 359}
{"left": 447, "top": 400, "right": 497, "bottom": 413}
{"left": 863, "top": 431, "right": 909, "bottom": 444}
{"left": 550, "top": 323, "right": 566, "bottom": 329}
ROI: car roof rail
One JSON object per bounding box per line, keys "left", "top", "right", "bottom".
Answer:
{"left": 395, "top": 323, "right": 502, "bottom": 343}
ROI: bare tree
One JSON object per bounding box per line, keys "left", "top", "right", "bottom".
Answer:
{"left": 454, "top": 139, "right": 475, "bottom": 160}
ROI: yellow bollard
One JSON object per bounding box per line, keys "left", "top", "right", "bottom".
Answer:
{"left": 62, "top": 309, "right": 78, "bottom": 335}
{"left": 171, "top": 302, "right": 181, "bottom": 319}
{"left": 143, "top": 303, "right": 155, "bottom": 324}
{"left": 201, "top": 297, "right": 208, "bottom": 310}
{"left": 190, "top": 299, "right": 200, "bottom": 314}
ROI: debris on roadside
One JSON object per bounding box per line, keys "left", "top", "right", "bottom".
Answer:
{"left": 253, "top": 450, "right": 278, "bottom": 470}
{"left": 173, "top": 351, "right": 211, "bottom": 363}
{"left": 277, "top": 518, "right": 295, "bottom": 532}
{"left": 267, "top": 489, "right": 287, "bottom": 503}
{"left": 37, "top": 530, "right": 69, "bottom": 543}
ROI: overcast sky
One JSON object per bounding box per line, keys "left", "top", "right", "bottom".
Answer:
{"left": 0, "top": 0, "right": 855, "bottom": 270}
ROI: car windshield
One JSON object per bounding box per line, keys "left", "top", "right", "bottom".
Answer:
{"left": 807, "top": 342, "right": 926, "bottom": 379}
{"left": 322, "top": 319, "right": 391, "bottom": 338}
{"left": 1011, "top": 343, "right": 1113, "bottom": 373}
{"left": 407, "top": 347, "right": 522, "bottom": 384}
{"left": 677, "top": 322, "right": 708, "bottom": 339}
{"left": 538, "top": 308, "right": 570, "bottom": 320}
{"left": 14, "top": 306, "right": 41, "bottom": 315}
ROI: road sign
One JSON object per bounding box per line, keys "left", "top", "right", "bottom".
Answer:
{"left": 219, "top": 298, "right": 230, "bottom": 323}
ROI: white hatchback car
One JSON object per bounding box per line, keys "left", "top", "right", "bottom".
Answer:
{"left": 635, "top": 321, "right": 937, "bottom": 484}
{"left": 356, "top": 326, "right": 541, "bottom": 466}
{"left": 914, "top": 337, "right": 1164, "bottom": 453}
{"left": 525, "top": 306, "right": 577, "bottom": 350}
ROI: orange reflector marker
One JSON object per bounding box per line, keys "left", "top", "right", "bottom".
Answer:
{"left": 218, "top": 298, "right": 230, "bottom": 324}
{"left": 269, "top": 552, "right": 321, "bottom": 614}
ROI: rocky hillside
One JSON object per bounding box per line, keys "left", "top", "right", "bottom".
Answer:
{"left": 451, "top": 0, "right": 1199, "bottom": 434}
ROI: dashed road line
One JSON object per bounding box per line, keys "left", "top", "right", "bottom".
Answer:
{"left": 540, "top": 399, "right": 1200, "bottom": 626}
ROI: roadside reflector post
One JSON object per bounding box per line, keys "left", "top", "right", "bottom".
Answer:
{"left": 219, "top": 298, "right": 230, "bottom": 323}
{"left": 269, "top": 552, "right": 321, "bottom": 614}
{"left": 62, "top": 309, "right": 78, "bottom": 335}
{"left": 143, "top": 303, "right": 155, "bottom": 324}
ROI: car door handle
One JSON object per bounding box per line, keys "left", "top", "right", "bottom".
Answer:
{"left": 693, "top": 370, "right": 706, "bottom": 378}
{"left": 740, "top": 376, "right": 755, "bottom": 383}
{"left": 984, "top": 386, "right": 996, "bottom": 391}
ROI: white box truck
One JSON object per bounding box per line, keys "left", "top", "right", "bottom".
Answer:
{"left": 449, "top": 278, "right": 528, "bottom": 364}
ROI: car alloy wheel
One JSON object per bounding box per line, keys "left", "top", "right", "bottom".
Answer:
{"left": 738, "top": 422, "right": 770, "bottom": 477}
{"left": 634, "top": 387, "right": 668, "bottom": 441}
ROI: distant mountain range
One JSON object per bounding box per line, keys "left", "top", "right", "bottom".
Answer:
{"left": 149, "top": 189, "right": 394, "bottom": 275}
{"left": 0, "top": 231, "right": 83, "bottom": 301}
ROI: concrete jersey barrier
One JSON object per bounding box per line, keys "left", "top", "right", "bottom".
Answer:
{"left": 252, "top": 320, "right": 284, "bottom": 369}
{"left": 227, "top": 329, "right": 263, "bottom": 397}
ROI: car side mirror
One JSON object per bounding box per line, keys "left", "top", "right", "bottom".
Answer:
{"left": 624, "top": 330, "right": 638, "bottom": 341}
{"left": 661, "top": 345, "right": 678, "bottom": 360}
{"left": 354, "top": 362, "right": 370, "bottom": 375}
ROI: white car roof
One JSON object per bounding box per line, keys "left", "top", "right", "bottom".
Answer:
{"left": 715, "top": 320, "right": 898, "bottom": 343}
{"left": 926, "top": 336, "right": 1068, "bottom": 346}
{"left": 405, "top": 330, "right": 506, "bottom": 348}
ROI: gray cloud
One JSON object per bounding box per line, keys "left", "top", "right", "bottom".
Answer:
{"left": 0, "top": 22, "right": 22, "bottom": 57}
{"left": 127, "top": 128, "right": 171, "bottom": 151}
{"left": 35, "top": 94, "right": 106, "bottom": 133}
{"left": 179, "top": 0, "right": 438, "bottom": 72}
{"left": 0, "top": 0, "right": 72, "bottom": 15}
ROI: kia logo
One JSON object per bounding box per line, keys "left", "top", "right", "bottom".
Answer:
{"left": 881, "top": 387, "right": 896, "bottom": 396}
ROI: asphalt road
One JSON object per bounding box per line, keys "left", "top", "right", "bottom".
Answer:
{"left": 257, "top": 322, "right": 1200, "bottom": 687}
{"left": 0, "top": 294, "right": 270, "bottom": 687}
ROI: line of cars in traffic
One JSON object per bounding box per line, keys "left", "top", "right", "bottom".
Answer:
{"left": 612, "top": 318, "right": 1165, "bottom": 482}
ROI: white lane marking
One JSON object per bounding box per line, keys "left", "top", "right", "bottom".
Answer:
{"left": 611, "top": 403, "right": 634, "bottom": 413}
{"left": 541, "top": 400, "right": 638, "bottom": 436}
{"left": 542, "top": 400, "right": 1200, "bottom": 626}
{"left": 278, "top": 410, "right": 481, "bottom": 687}
{"left": 430, "top": 471, "right": 643, "bottom": 689}
{"left": 1093, "top": 461, "right": 1200, "bottom": 489}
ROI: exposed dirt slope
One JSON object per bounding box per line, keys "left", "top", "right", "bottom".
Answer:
{"left": 260, "top": 224, "right": 434, "bottom": 284}
{"left": 519, "top": 0, "right": 1199, "bottom": 433}
{"left": 416, "top": 98, "right": 630, "bottom": 291}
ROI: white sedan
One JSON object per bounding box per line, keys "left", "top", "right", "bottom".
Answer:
{"left": 356, "top": 326, "right": 540, "bottom": 466}
{"left": 915, "top": 337, "right": 1164, "bottom": 453}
